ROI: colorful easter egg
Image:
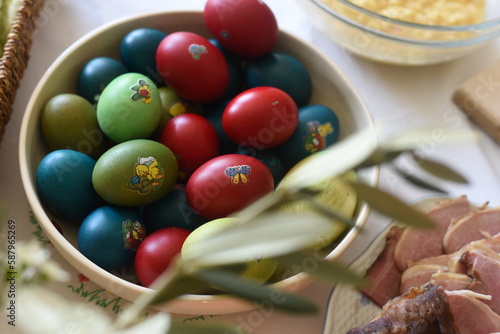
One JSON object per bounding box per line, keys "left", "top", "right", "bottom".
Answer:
{"left": 78, "top": 205, "right": 145, "bottom": 271}
{"left": 156, "top": 31, "right": 229, "bottom": 103}
{"left": 92, "top": 139, "right": 178, "bottom": 207}
{"left": 185, "top": 154, "right": 274, "bottom": 219}
{"left": 41, "top": 93, "right": 110, "bottom": 159}
{"left": 96, "top": 73, "right": 162, "bottom": 143}
{"left": 36, "top": 149, "right": 104, "bottom": 223}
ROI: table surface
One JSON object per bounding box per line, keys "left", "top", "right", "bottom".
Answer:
{"left": 2, "top": 0, "right": 500, "bottom": 333}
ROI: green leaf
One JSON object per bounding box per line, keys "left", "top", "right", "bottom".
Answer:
{"left": 411, "top": 152, "right": 468, "bottom": 183}
{"left": 348, "top": 181, "right": 436, "bottom": 229}
{"left": 148, "top": 272, "right": 210, "bottom": 306}
{"left": 195, "top": 268, "right": 318, "bottom": 313}
{"left": 381, "top": 128, "right": 480, "bottom": 153}
{"left": 276, "top": 251, "right": 367, "bottom": 288}
{"left": 182, "top": 213, "right": 336, "bottom": 267}
{"left": 394, "top": 167, "right": 448, "bottom": 194}
{"left": 169, "top": 319, "right": 239, "bottom": 334}
{"left": 278, "top": 126, "right": 378, "bottom": 191}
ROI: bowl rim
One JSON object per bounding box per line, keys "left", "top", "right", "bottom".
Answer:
{"left": 18, "top": 9, "right": 379, "bottom": 314}
{"left": 307, "top": 0, "right": 500, "bottom": 47}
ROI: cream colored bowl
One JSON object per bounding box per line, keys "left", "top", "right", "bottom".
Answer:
{"left": 19, "top": 11, "right": 378, "bottom": 315}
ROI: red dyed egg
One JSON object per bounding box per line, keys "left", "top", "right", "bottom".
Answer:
{"left": 156, "top": 31, "right": 229, "bottom": 103}
{"left": 222, "top": 86, "right": 298, "bottom": 149}
{"left": 159, "top": 113, "right": 219, "bottom": 181}
{"left": 134, "top": 227, "right": 191, "bottom": 287}
{"left": 185, "top": 154, "right": 274, "bottom": 219}
{"left": 204, "top": 0, "right": 279, "bottom": 58}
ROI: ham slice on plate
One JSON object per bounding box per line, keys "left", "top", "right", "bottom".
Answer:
{"left": 429, "top": 272, "right": 473, "bottom": 291}
{"left": 443, "top": 206, "right": 500, "bottom": 254}
{"left": 393, "top": 195, "right": 472, "bottom": 271}
{"left": 361, "top": 226, "right": 404, "bottom": 307}
{"left": 399, "top": 264, "right": 446, "bottom": 295}
{"left": 446, "top": 290, "right": 500, "bottom": 334}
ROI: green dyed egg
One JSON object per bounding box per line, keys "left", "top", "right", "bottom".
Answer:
{"left": 92, "top": 139, "right": 178, "bottom": 206}
{"left": 96, "top": 73, "right": 162, "bottom": 143}
{"left": 41, "top": 93, "right": 109, "bottom": 159}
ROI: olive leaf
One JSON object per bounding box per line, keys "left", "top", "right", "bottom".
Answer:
{"left": 278, "top": 126, "right": 379, "bottom": 190}
{"left": 410, "top": 152, "right": 468, "bottom": 183}
{"left": 347, "top": 181, "right": 436, "bottom": 229}
{"left": 275, "top": 251, "right": 367, "bottom": 288}
{"left": 182, "top": 213, "right": 337, "bottom": 267}
{"left": 195, "top": 268, "right": 318, "bottom": 313}
{"left": 393, "top": 167, "right": 448, "bottom": 194}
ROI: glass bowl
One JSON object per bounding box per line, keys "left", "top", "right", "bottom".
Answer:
{"left": 296, "top": 0, "right": 500, "bottom": 65}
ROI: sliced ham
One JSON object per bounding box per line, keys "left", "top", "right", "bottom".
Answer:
{"left": 429, "top": 272, "right": 473, "bottom": 291}
{"left": 361, "top": 226, "right": 403, "bottom": 307}
{"left": 443, "top": 206, "right": 500, "bottom": 254}
{"left": 447, "top": 233, "right": 500, "bottom": 273}
{"left": 399, "top": 264, "right": 446, "bottom": 295}
{"left": 459, "top": 247, "right": 500, "bottom": 315}
{"left": 446, "top": 290, "right": 500, "bottom": 334}
{"left": 407, "top": 253, "right": 452, "bottom": 268}
{"left": 393, "top": 195, "right": 472, "bottom": 271}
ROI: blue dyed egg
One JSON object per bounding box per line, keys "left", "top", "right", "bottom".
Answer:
{"left": 210, "top": 38, "right": 244, "bottom": 101}
{"left": 36, "top": 149, "right": 104, "bottom": 223}
{"left": 244, "top": 52, "right": 312, "bottom": 107}
{"left": 77, "top": 57, "right": 128, "bottom": 106}
{"left": 204, "top": 100, "right": 238, "bottom": 154}
{"left": 120, "top": 28, "right": 167, "bottom": 85}
{"left": 78, "top": 206, "right": 145, "bottom": 271}
{"left": 237, "top": 146, "right": 284, "bottom": 184}
{"left": 274, "top": 104, "right": 340, "bottom": 169}
{"left": 142, "top": 185, "right": 207, "bottom": 233}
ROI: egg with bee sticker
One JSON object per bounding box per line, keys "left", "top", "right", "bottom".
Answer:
{"left": 185, "top": 154, "right": 274, "bottom": 220}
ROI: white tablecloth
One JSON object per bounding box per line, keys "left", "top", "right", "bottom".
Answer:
{"left": 2, "top": 0, "right": 500, "bottom": 333}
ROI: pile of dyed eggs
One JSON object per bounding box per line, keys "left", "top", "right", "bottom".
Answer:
{"left": 35, "top": 0, "right": 341, "bottom": 287}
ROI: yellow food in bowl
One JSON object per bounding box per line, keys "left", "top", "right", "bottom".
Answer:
{"left": 324, "top": 0, "right": 485, "bottom": 26}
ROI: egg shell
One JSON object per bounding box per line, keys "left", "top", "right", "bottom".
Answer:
{"left": 92, "top": 139, "right": 178, "bottom": 207}
{"left": 204, "top": 100, "right": 239, "bottom": 155}
{"left": 41, "top": 93, "right": 110, "bottom": 160}
{"left": 96, "top": 73, "right": 162, "bottom": 143}
{"left": 159, "top": 113, "right": 220, "bottom": 181}
{"left": 142, "top": 185, "right": 208, "bottom": 233}
{"left": 209, "top": 38, "right": 244, "bottom": 101}
{"left": 237, "top": 146, "right": 284, "bottom": 185}
{"left": 185, "top": 154, "right": 274, "bottom": 219}
{"left": 77, "top": 56, "right": 128, "bottom": 105}
{"left": 120, "top": 28, "right": 167, "bottom": 85}
{"left": 274, "top": 104, "right": 340, "bottom": 169}
{"left": 134, "top": 227, "right": 191, "bottom": 287}
{"left": 203, "top": 0, "right": 279, "bottom": 58}
{"left": 36, "top": 149, "right": 104, "bottom": 223}
{"left": 245, "top": 52, "right": 312, "bottom": 107}
{"left": 222, "top": 86, "right": 299, "bottom": 149}
{"left": 78, "top": 205, "right": 145, "bottom": 271}
{"left": 155, "top": 31, "right": 230, "bottom": 103}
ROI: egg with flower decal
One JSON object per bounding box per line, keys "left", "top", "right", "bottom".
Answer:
{"left": 96, "top": 73, "right": 162, "bottom": 143}
{"left": 92, "top": 139, "right": 178, "bottom": 207}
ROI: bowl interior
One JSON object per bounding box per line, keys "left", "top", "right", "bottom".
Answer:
{"left": 19, "top": 10, "right": 378, "bottom": 315}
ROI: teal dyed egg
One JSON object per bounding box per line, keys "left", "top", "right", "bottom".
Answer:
{"left": 36, "top": 149, "right": 104, "bottom": 223}
{"left": 96, "top": 73, "right": 162, "bottom": 143}
{"left": 78, "top": 205, "right": 145, "bottom": 271}
{"left": 274, "top": 104, "right": 340, "bottom": 169}
{"left": 92, "top": 139, "right": 178, "bottom": 207}
{"left": 77, "top": 56, "right": 128, "bottom": 105}
{"left": 244, "top": 52, "right": 312, "bottom": 107}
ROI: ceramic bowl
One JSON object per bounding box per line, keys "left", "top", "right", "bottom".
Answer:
{"left": 296, "top": 0, "right": 500, "bottom": 65}
{"left": 19, "top": 10, "right": 378, "bottom": 315}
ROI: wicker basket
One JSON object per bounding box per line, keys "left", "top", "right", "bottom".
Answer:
{"left": 0, "top": 0, "right": 45, "bottom": 146}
